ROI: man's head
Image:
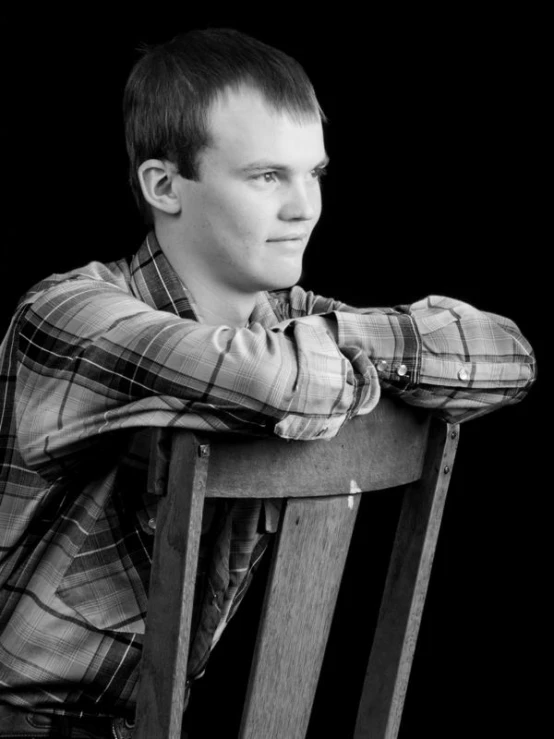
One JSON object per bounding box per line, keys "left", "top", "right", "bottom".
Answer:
{"left": 124, "top": 29, "right": 327, "bottom": 305}
{"left": 124, "top": 28, "right": 325, "bottom": 219}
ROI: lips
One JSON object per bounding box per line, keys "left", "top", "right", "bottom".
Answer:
{"left": 267, "top": 234, "right": 307, "bottom": 242}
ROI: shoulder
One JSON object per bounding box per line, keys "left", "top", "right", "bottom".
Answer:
{"left": 16, "top": 257, "right": 133, "bottom": 311}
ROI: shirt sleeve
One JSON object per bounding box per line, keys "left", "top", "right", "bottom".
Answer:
{"left": 282, "top": 287, "right": 536, "bottom": 424}
{"left": 14, "top": 278, "right": 380, "bottom": 478}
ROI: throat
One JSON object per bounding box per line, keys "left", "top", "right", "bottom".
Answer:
{"left": 194, "top": 298, "right": 254, "bottom": 328}
{"left": 183, "top": 277, "right": 257, "bottom": 327}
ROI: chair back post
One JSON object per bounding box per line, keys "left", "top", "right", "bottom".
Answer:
{"left": 353, "top": 418, "right": 460, "bottom": 739}
{"left": 134, "top": 430, "right": 209, "bottom": 739}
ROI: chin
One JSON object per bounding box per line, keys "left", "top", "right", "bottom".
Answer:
{"left": 261, "top": 268, "right": 303, "bottom": 292}
{"left": 268, "top": 258, "right": 304, "bottom": 288}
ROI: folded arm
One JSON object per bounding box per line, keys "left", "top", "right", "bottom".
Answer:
{"left": 288, "top": 288, "right": 535, "bottom": 423}
{"left": 14, "top": 279, "right": 379, "bottom": 477}
{"left": 14, "top": 278, "right": 535, "bottom": 478}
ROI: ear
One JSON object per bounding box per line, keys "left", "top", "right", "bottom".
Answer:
{"left": 137, "top": 159, "right": 182, "bottom": 215}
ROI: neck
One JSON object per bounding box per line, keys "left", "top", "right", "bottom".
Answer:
{"left": 179, "top": 270, "right": 256, "bottom": 327}
{"left": 155, "top": 225, "right": 257, "bottom": 328}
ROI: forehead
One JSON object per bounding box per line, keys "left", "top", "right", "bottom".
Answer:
{"left": 205, "top": 86, "right": 326, "bottom": 167}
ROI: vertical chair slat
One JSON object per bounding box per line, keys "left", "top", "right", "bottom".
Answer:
{"left": 353, "top": 421, "right": 460, "bottom": 739}
{"left": 239, "top": 493, "right": 361, "bottom": 739}
{"left": 135, "top": 432, "right": 209, "bottom": 739}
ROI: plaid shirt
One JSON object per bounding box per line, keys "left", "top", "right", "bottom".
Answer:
{"left": 0, "top": 232, "right": 535, "bottom": 718}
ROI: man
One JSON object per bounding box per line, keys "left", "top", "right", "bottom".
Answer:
{"left": 0, "top": 28, "right": 535, "bottom": 738}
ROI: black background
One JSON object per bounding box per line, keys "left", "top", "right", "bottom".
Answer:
{"left": 2, "top": 10, "right": 546, "bottom": 738}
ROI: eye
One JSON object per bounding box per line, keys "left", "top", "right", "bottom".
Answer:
{"left": 253, "top": 171, "right": 279, "bottom": 184}
{"left": 311, "top": 166, "right": 328, "bottom": 181}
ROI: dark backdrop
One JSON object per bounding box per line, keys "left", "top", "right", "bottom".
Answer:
{"left": 2, "top": 12, "right": 546, "bottom": 738}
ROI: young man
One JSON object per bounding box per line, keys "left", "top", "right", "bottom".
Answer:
{"left": 0, "top": 28, "right": 535, "bottom": 738}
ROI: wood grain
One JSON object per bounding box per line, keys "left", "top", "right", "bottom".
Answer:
{"left": 204, "top": 397, "right": 430, "bottom": 498}
{"left": 134, "top": 432, "right": 208, "bottom": 739}
{"left": 135, "top": 402, "right": 459, "bottom": 739}
{"left": 239, "top": 494, "right": 361, "bottom": 739}
{"left": 353, "top": 420, "right": 460, "bottom": 739}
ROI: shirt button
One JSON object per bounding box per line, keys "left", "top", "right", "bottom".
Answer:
{"left": 376, "top": 359, "right": 388, "bottom": 372}
{"left": 148, "top": 518, "right": 157, "bottom": 531}
{"left": 457, "top": 367, "right": 470, "bottom": 381}
{"left": 396, "top": 364, "right": 408, "bottom": 377}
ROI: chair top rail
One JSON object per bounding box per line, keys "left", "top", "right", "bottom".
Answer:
{"left": 166, "top": 397, "right": 432, "bottom": 499}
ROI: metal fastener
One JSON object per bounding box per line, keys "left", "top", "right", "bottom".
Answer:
{"left": 450, "top": 430, "right": 458, "bottom": 440}
{"left": 198, "top": 444, "right": 210, "bottom": 458}
{"left": 443, "top": 465, "right": 450, "bottom": 474}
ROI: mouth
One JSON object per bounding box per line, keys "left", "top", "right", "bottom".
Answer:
{"left": 266, "top": 234, "right": 307, "bottom": 243}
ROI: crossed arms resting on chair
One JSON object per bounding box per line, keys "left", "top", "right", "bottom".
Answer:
{"left": 0, "top": 232, "right": 535, "bottom": 722}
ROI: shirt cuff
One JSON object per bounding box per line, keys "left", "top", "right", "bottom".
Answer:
{"left": 333, "top": 310, "right": 421, "bottom": 387}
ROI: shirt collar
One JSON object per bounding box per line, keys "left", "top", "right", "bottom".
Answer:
{"left": 129, "top": 231, "right": 197, "bottom": 319}
{"left": 129, "top": 231, "right": 280, "bottom": 327}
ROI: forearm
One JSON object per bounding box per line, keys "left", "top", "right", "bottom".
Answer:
{"left": 15, "top": 281, "right": 379, "bottom": 476}
{"left": 332, "top": 295, "right": 535, "bottom": 422}
{"left": 283, "top": 287, "right": 535, "bottom": 420}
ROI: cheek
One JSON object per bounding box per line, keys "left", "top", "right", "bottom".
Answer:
{"left": 212, "top": 190, "right": 273, "bottom": 242}
{"left": 312, "top": 187, "right": 323, "bottom": 221}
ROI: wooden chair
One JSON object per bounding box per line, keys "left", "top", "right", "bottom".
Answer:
{"left": 134, "top": 397, "right": 459, "bottom": 739}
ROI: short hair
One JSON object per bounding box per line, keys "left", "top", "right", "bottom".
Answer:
{"left": 123, "top": 28, "right": 326, "bottom": 221}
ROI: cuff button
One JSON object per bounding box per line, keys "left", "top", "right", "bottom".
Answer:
{"left": 396, "top": 364, "right": 408, "bottom": 377}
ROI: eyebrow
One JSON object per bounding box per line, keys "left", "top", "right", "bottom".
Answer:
{"left": 240, "top": 154, "right": 330, "bottom": 174}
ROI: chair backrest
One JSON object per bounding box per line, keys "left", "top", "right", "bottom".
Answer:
{"left": 134, "top": 397, "right": 459, "bottom": 739}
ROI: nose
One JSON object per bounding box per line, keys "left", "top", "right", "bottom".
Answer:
{"left": 279, "top": 179, "right": 321, "bottom": 222}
